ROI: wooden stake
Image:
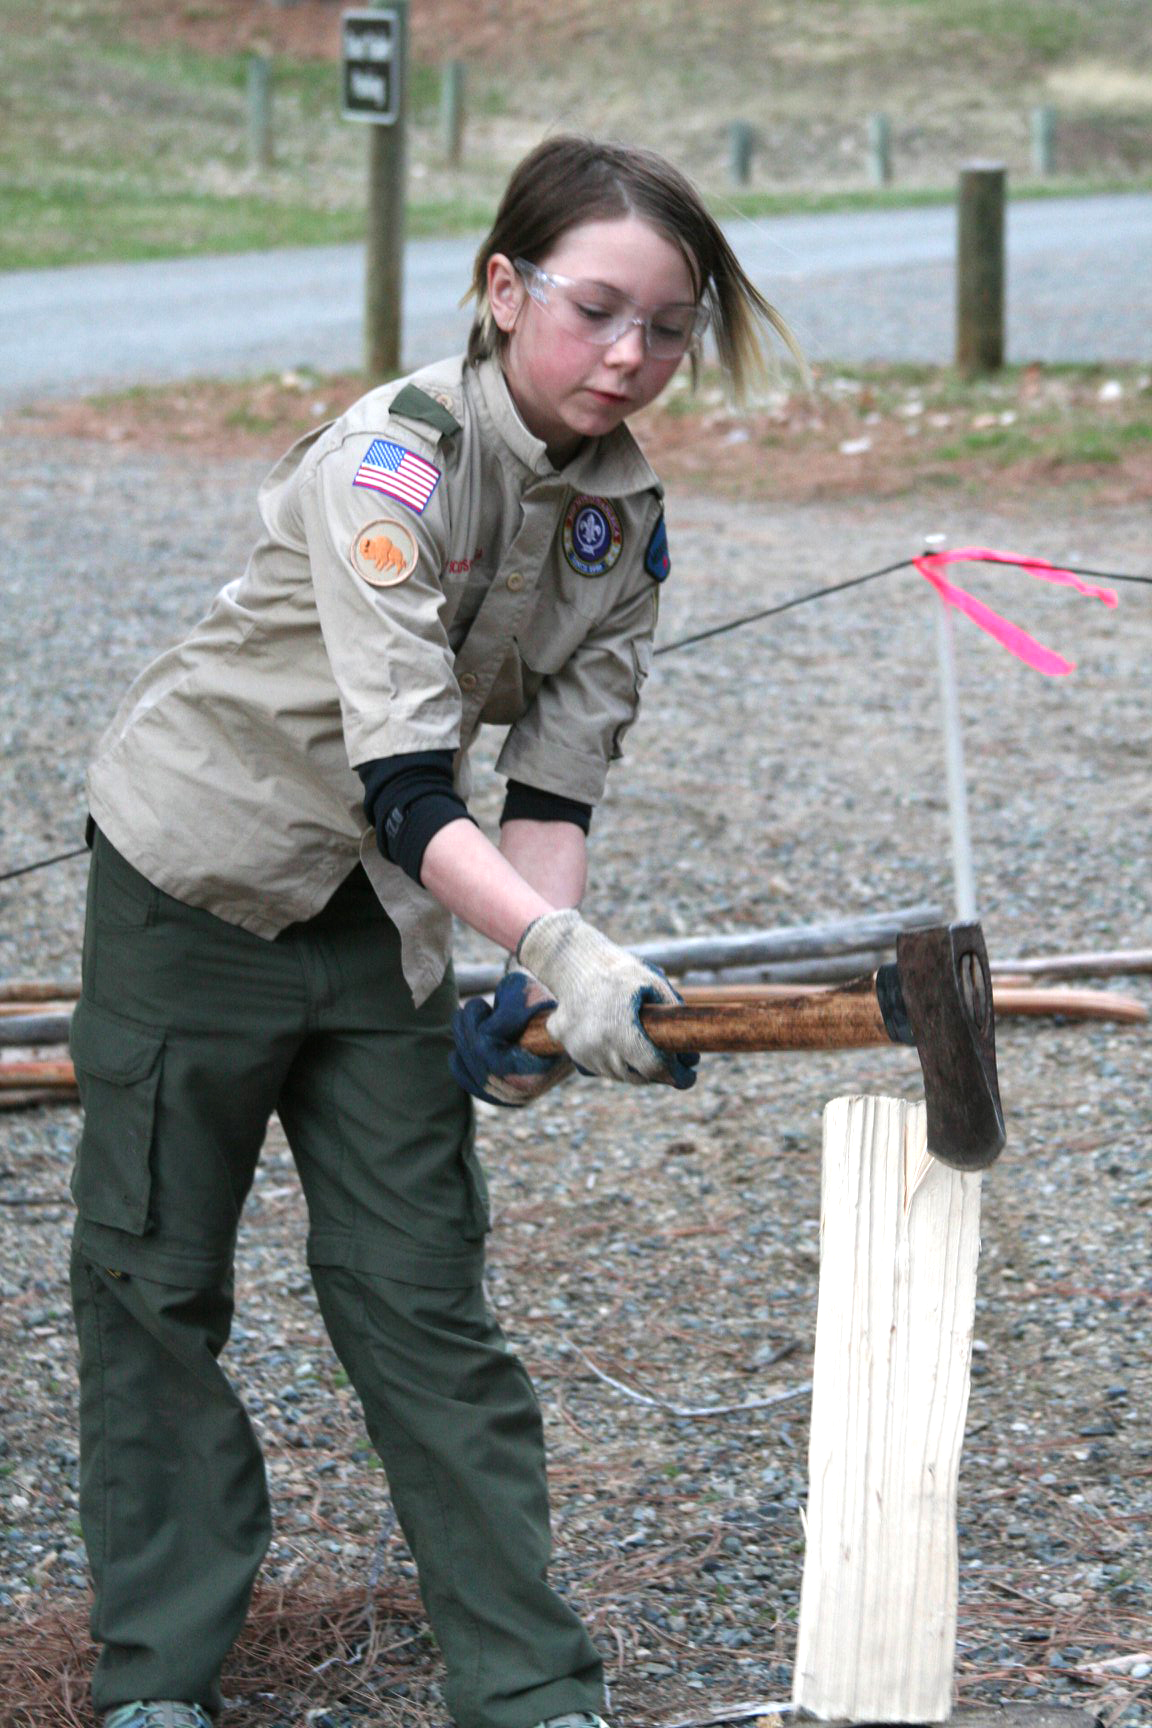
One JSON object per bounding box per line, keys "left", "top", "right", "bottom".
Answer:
{"left": 792, "top": 1096, "right": 982, "bottom": 1723}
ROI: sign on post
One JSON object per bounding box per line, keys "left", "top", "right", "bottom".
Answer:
{"left": 341, "top": 8, "right": 400, "bottom": 125}
{"left": 341, "top": 1, "right": 409, "bottom": 379}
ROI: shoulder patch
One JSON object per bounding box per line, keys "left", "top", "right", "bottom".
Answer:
{"left": 352, "top": 518, "right": 420, "bottom": 587}
{"left": 353, "top": 438, "right": 441, "bottom": 514}
{"left": 389, "top": 383, "right": 461, "bottom": 437}
{"left": 644, "top": 514, "right": 671, "bottom": 583}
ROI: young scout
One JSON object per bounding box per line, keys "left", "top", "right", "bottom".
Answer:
{"left": 68, "top": 135, "right": 800, "bottom": 1728}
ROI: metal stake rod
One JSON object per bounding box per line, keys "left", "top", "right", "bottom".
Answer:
{"left": 935, "top": 594, "right": 977, "bottom": 921}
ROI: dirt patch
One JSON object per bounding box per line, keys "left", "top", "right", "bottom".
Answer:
{"left": 99, "top": 0, "right": 680, "bottom": 70}
{"left": 15, "top": 362, "right": 1152, "bottom": 508}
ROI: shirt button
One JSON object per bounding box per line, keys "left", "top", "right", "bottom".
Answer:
{"left": 459, "top": 671, "right": 478, "bottom": 693}
{"left": 505, "top": 571, "right": 525, "bottom": 592}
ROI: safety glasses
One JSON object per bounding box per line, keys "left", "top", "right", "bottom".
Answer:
{"left": 513, "top": 258, "right": 709, "bottom": 359}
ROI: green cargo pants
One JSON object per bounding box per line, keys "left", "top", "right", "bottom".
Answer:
{"left": 69, "top": 830, "right": 604, "bottom": 1726}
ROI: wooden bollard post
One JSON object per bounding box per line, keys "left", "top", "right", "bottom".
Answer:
{"left": 868, "top": 111, "right": 892, "bottom": 187}
{"left": 247, "top": 51, "right": 273, "bottom": 170}
{"left": 358, "top": 0, "right": 410, "bottom": 380}
{"left": 955, "top": 162, "right": 1006, "bottom": 375}
{"left": 729, "top": 120, "right": 755, "bottom": 187}
{"left": 441, "top": 59, "right": 466, "bottom": 167}
{"left": 1031, "top": 103, "right": 1055, "bottom": 176}
{"left": 793, "top": 1096, "right": 982, "bottom": 1723}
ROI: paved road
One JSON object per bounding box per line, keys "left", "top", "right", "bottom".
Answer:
{"left": 3, "top": 193, "right": 1148, "bottom": 405}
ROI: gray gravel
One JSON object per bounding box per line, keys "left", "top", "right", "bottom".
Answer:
{"left": 2, "top": 425, "right": 1151, "bottom": 1726}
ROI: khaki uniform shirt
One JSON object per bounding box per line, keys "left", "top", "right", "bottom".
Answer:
{"left": 88, "top": 355, "right": 668, "bottom": 1004}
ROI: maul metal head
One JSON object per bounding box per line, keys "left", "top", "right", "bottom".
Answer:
{"left": 878, "top": 922, "right": 1006, "bottom": 1172}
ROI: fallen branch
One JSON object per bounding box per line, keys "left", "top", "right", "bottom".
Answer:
{"left": 558, "top": 1333, "right": 812, "bottom": 1419}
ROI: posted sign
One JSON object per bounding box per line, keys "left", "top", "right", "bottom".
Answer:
{"left": 341, "top": 9, "right": 400, "bottom": 124}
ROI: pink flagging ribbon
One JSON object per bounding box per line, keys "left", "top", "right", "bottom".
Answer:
{"left": 911, "top": 546, "right": 1118, "bottom": 676}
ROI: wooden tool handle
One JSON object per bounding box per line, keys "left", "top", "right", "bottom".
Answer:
{"left": 518, "top": 978, "right": 890, "bottom": 1057}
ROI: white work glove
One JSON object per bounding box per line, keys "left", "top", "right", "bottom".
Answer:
{"left": 516, "top": 909, "right": 699, "bottom": 1089}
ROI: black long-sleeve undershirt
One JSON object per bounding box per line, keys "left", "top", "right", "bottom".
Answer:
{"left": 357, "top": 754, "right": 591, "bottom": 885}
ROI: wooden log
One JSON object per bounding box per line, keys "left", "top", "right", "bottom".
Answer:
{"left": 0, "top": 1060, "right": 77, "bottom": 1090}
{"left": 0, "top": 980, "right": 81, "bottom": 1003}
{"left": 991, "top": 946, "right": 1152, "bottom": 980}
{"left": 681, "top": 951, "right": 891, "bottom": 987}
{"left": 793, "top": 1096, "right": 981, "bottom": 1723}
{"left": 0, "top": 1090, "right": 75, "bottom": 1111}
{"left": 0, "top": 1013, "right": 75, "bottom": 1046}
{"left": 992, "top": 984, "right": 1146, "bottom": 1023}
{"left": 454, "top": 904, "right": 942, "bottom": 998}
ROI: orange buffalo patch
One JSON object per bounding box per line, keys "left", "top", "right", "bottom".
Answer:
{"left": 351, "top": 518, "right": 419, "bottom": 587}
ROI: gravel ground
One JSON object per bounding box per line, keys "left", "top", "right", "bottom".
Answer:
{"left": 1, "top": 426, "right": 1151, "bottom": 1727}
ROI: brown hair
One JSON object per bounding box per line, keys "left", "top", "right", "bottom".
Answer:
{"left": 465, "top": 134, "right": 805, "bottom": 402}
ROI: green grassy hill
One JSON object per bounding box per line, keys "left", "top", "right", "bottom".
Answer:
{"left": 3, "top": 0, "right": 1151, "bottom": 268}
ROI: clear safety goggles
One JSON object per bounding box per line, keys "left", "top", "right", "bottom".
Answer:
{"left": 513, "top": 258, "right": 709, "bottom": 359}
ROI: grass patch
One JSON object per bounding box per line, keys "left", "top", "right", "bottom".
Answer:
{"left": 0, "top": 181, "right": 373, "bottom": 270}
{"left": 2, "top": 0, "right": 1152, "bottom": 269}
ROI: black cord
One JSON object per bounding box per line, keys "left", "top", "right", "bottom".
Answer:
{"left": 654, "top": 557, "right": 913, "bottom": 656}
{"left": 0, "top": 846, "right": 89, "bottom": 885}
{"left": 3, "top": 551, "right": 1150, "bottom": 886}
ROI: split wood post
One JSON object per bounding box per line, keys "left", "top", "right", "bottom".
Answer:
{"left": 247, "top": 51, "right": 273, "bottom": 170}
{"left": 441, "top": 60, "right": 466, "bottom": 166}
{"left": 955, "top": 162, "right": 1006, "bottom": 375}
{"left": 793, "top": 1095, "right": 983, "bottom": 1722}
{"left": 868, "top": 111, "right": 892, "bottom": 187}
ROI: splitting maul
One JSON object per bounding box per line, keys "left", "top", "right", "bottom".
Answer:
{"left": 519, "top": 921, "right": 1006, "bottom": 1172}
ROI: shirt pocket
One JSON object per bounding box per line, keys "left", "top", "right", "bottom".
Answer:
{"left": 69, "top": 999, "right": 164, "bottom": 1237}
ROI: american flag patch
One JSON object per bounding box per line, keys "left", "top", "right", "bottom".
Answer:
{"left": 353, "top": 439, "right": 441, "bottom": 514}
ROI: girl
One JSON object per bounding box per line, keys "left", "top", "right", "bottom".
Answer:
{"left": 71, "top": 135, "right": 799, "bottom": 1728}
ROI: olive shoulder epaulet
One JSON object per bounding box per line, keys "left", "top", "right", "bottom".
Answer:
{"left": 388, "top": 383, "right": 462, "bottom": 440}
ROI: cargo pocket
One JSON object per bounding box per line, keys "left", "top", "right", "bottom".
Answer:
{"left": 69, "top": 999, "right": 164, "bottom": 1236}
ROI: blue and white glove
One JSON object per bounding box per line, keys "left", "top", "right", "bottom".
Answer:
{"left": 517, "top": 909, "right": 699, "bottom": 1090}
{"left": 451, "top": 967, "right": 575, "bottom": 1107}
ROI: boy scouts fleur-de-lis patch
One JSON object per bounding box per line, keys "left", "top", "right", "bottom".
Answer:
{"left": 563, "top": 495, "right": 623, "bottom": 577}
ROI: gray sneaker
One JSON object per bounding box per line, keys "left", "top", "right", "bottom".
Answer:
{"left": 536, "top": 1715, "right": 610, "bottom": 1728}
{"left": 103, "top": 1706, "right": 213, "bottom": 1728}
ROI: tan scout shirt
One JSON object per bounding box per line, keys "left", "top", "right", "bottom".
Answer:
{"left": 88, "top": 355, "right": 667, "bottom": 1004}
